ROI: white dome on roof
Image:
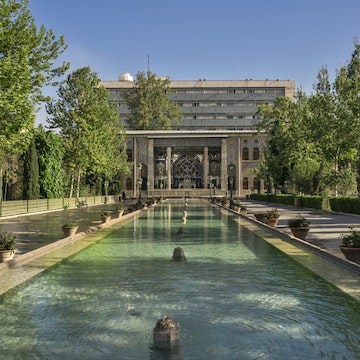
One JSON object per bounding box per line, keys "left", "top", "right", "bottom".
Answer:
{"left": 118, "top": 72, "right": 134, "bottom": 82}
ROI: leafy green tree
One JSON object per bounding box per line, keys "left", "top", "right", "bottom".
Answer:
{"left": 46, "top": 67, "right": 130, "bottom": 198}
{"left": 35, "top": 126, "right": 65, "bottom": 198}
{"left": 334, "top": 39, "right": 360, "bottom": 194}
{"left": 0, "top": 0, "right": 68, "bottom": 200}
{"left": 257, "top": 91, "right": 321, "bottom": 194}
{"left": 22, "top": 136, "right": 40, "bottom": 199}
{"left": 309, "top": 67, "right": 359, "bottom": 195}
{"left": 124, "top": 71, "right": 182, "bottom": 129}
{"left": 257, "top": 96, "right": 300, "bottom": 192}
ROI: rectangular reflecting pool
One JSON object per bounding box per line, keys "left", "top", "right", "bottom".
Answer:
{"left": 0, "top": 199, "right": 359, "bottom": 359}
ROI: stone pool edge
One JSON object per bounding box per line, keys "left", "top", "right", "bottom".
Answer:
{"left": 227, "top": 207, "right": 360, "bottom": 302}
{"left": 0, "top": 209, "right": 143, "bottom": 295}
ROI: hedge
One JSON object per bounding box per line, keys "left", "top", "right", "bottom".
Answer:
{"left": 249, "top": 193, "right": 325, "bottom": 210}
{"left": 329, "top": 197, "right": 360, "bottom": 215}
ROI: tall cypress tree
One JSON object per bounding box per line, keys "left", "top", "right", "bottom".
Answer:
{"left": 22, "top": 137, "right": 40, "bottom": 199}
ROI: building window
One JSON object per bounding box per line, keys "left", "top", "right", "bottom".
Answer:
{"left": 126, "top": 178, "right": 132, "bottom": 190}
{"left": 242, "top": 147, "right": 249, "bottom": 160}
{"left": 253, "top": 147, "right": 259, "bottom": 160}
{"left": 243, "top": 177, "right": 249, "bottom": 190}
{"left": 126, "top": 149, "right": 133, "bottom": 162}
{"left": 254, "top": 177, "right": 259, "bottom": 191}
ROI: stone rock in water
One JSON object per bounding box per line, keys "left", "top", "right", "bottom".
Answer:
{"left": 172, "top": 247, "right": 186, "bottom": 260}
{"left": 153, "top": 316, "right": 179, "bottom": 349}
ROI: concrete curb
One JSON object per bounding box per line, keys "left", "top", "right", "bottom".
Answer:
{"left": 0, "top": 209, "right": 142, "bottom": 273}
{"left": 223, "top": 204, "right": 360, "bottom": 275}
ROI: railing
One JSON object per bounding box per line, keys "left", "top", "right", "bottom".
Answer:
{"left": 0, "top": 195, "right": 118, "bottom": 218}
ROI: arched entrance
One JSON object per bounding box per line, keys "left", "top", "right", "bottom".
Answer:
{"left": 173, "top": 153, "right": 203, "bottom": 189}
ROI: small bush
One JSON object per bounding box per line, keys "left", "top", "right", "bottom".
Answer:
{"left": 340, "top": 225, "right": 360, "bottom": 248}
{"left": 288, "top": 214, "right": 310, "bottom": 228}
{"left": 0, "top": 232, "right": 18, "bottom": 251}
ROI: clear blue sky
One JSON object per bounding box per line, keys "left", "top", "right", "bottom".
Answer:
{"left": 29, "top": 0, "right": 360, "bottom": 121}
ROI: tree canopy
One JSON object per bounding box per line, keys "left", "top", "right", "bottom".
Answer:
{"left": 0, "top": 0, "right": 68, "bottom": 200}
{"left": 257, "top": 39, "right": 360, "bottom": 196}
{"left": 35, "top": 126, "right": 65, "bottom": 198}
{"left": 46, "top": 66, "right": 130, "bottom": 198}
{"left": 124, "top": 71, "right": 182, "bottom": 130}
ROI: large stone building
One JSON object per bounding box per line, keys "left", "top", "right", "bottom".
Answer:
{"left": 102, "top": 75, "right": 295, "bottom": 198}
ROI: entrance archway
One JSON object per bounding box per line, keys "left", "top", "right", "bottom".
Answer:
{"left": 173, "top": 154, "right": 203, "bottom": 189}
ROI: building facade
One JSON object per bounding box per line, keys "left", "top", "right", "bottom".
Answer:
{"left": 102, "top": 76, "right": 295, "bottom": 198}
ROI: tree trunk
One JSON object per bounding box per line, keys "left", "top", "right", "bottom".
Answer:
{"left": 76, "top": 167, "right": 81, "bottom": 198}
{"left": 69, "top": 172, "right": 74, "bottom": 199}
{"left": 0, "top": 166, "right": 3, "bottom": 202}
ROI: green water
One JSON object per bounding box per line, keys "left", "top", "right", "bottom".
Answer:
{"left": 0, "top": 200, "right": 359, "bottom": 359}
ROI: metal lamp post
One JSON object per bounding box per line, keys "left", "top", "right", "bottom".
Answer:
{"left": 159, "top": 175, "right": 166, "bottom": 201}
{"left": 208, "top": 175, "right": 214, "bottom": 198}
{"left": 138, "top": 163, "right": 143, "bottom": 205}
{"left": 229, "top": 177, "right": 234, "bottom": 202}
{"left": 104, "top": 179, "right": 109, "bottom": 204}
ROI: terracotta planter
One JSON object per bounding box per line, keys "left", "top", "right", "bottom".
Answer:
{"left": 265, "top": 217, "right": 280, "bottom": 227}
{"left": 340, "top": 246, "right": 360, "bottom": 264}
{"left": 289, "top": 227, "right": 310, "bottom": 240}
{"left": 0, "top": 249, "right": 16, "bottom": 262}
{"left": 240, "top": 209, "right": 247, "bottom": 215}
{"left": 254, "top": 213, "right": 267, "bottom": 223}
{"left": 101, "top": 215, "right": 111, "bottom": 224}
{"left": 117, "top": 210, "right": 124, "bottom": 218}
{"left": 61, "top": 225, "right": 79, "bottom": 238}
{"left": 294, "top": 197, "right": 301, "bottom": 208}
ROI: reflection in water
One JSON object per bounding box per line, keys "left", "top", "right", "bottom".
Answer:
{"left": 0, "top": 200, "right": 359, "bottom": 359}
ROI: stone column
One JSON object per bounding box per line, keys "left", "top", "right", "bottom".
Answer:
{"left": 147, "top": 138, "right": 154, "bottom": 192}
{"left": 203, "top": 146, "right": 209, "bottom": 189}
{"left": 221, "top": 138, "right": 228, "bottom": 194}
{"left": 166, "top": 147, "right": 171, "bottom": 190}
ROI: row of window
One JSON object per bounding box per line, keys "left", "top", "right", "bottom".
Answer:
{"left": 109, "top": 88, "right": 285, "bottom": 98}
{"left": 180, "top": 101, "right": 271, "bottom": 108}
{"left": 184, "top": 115, "right": 258, "bottom": 120}
{"left": 243, "top": 177, "right": 258, "bottom": 190}
{"left": 243, "top": 147, "right": 259, "bottom": 160}
{"left": 173, "top": 88, "right": 284, "bottom": 95}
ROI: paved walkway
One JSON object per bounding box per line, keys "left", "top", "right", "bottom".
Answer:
{"left": 0, "top": 202, "right": 125, "bottom": 255}
{"left": 240, "top": 199, "right": 360, "bottom": 262}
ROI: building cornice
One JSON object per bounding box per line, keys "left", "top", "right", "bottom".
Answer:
{"left": 126, "top": 129, "right": 265, "bottom": 138}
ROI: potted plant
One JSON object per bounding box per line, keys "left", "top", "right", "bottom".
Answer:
{"left": 61, "top": 222, "right": 79, "bottom": 238}
{"left": 264, "top": 208, "right": 280, "bottom": 227}
{"left": 240, "top": 204, "right": 247, "bottom": 215}
{"left": 339, "top": 225, "right": 360, "bottom": 264}
{"left": 287, "top": 214, "right": 310, "bottom": 240}
{"left": 254, "top": 212, "right": 267, "bottom": 223}
{"left": 101, "top": 211, "right": 111, "bottom": 224}
{"left": 0, "top": 232, "right": 18, "bottom": 262}
{"left": 222, "top": 198, "right": 230, "bottom": 207}
{"left": 232, "top": 200, "right": 243, "bottom": 212}
{"left": 116, "top": 204, "right": 124, "bottom": 218}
